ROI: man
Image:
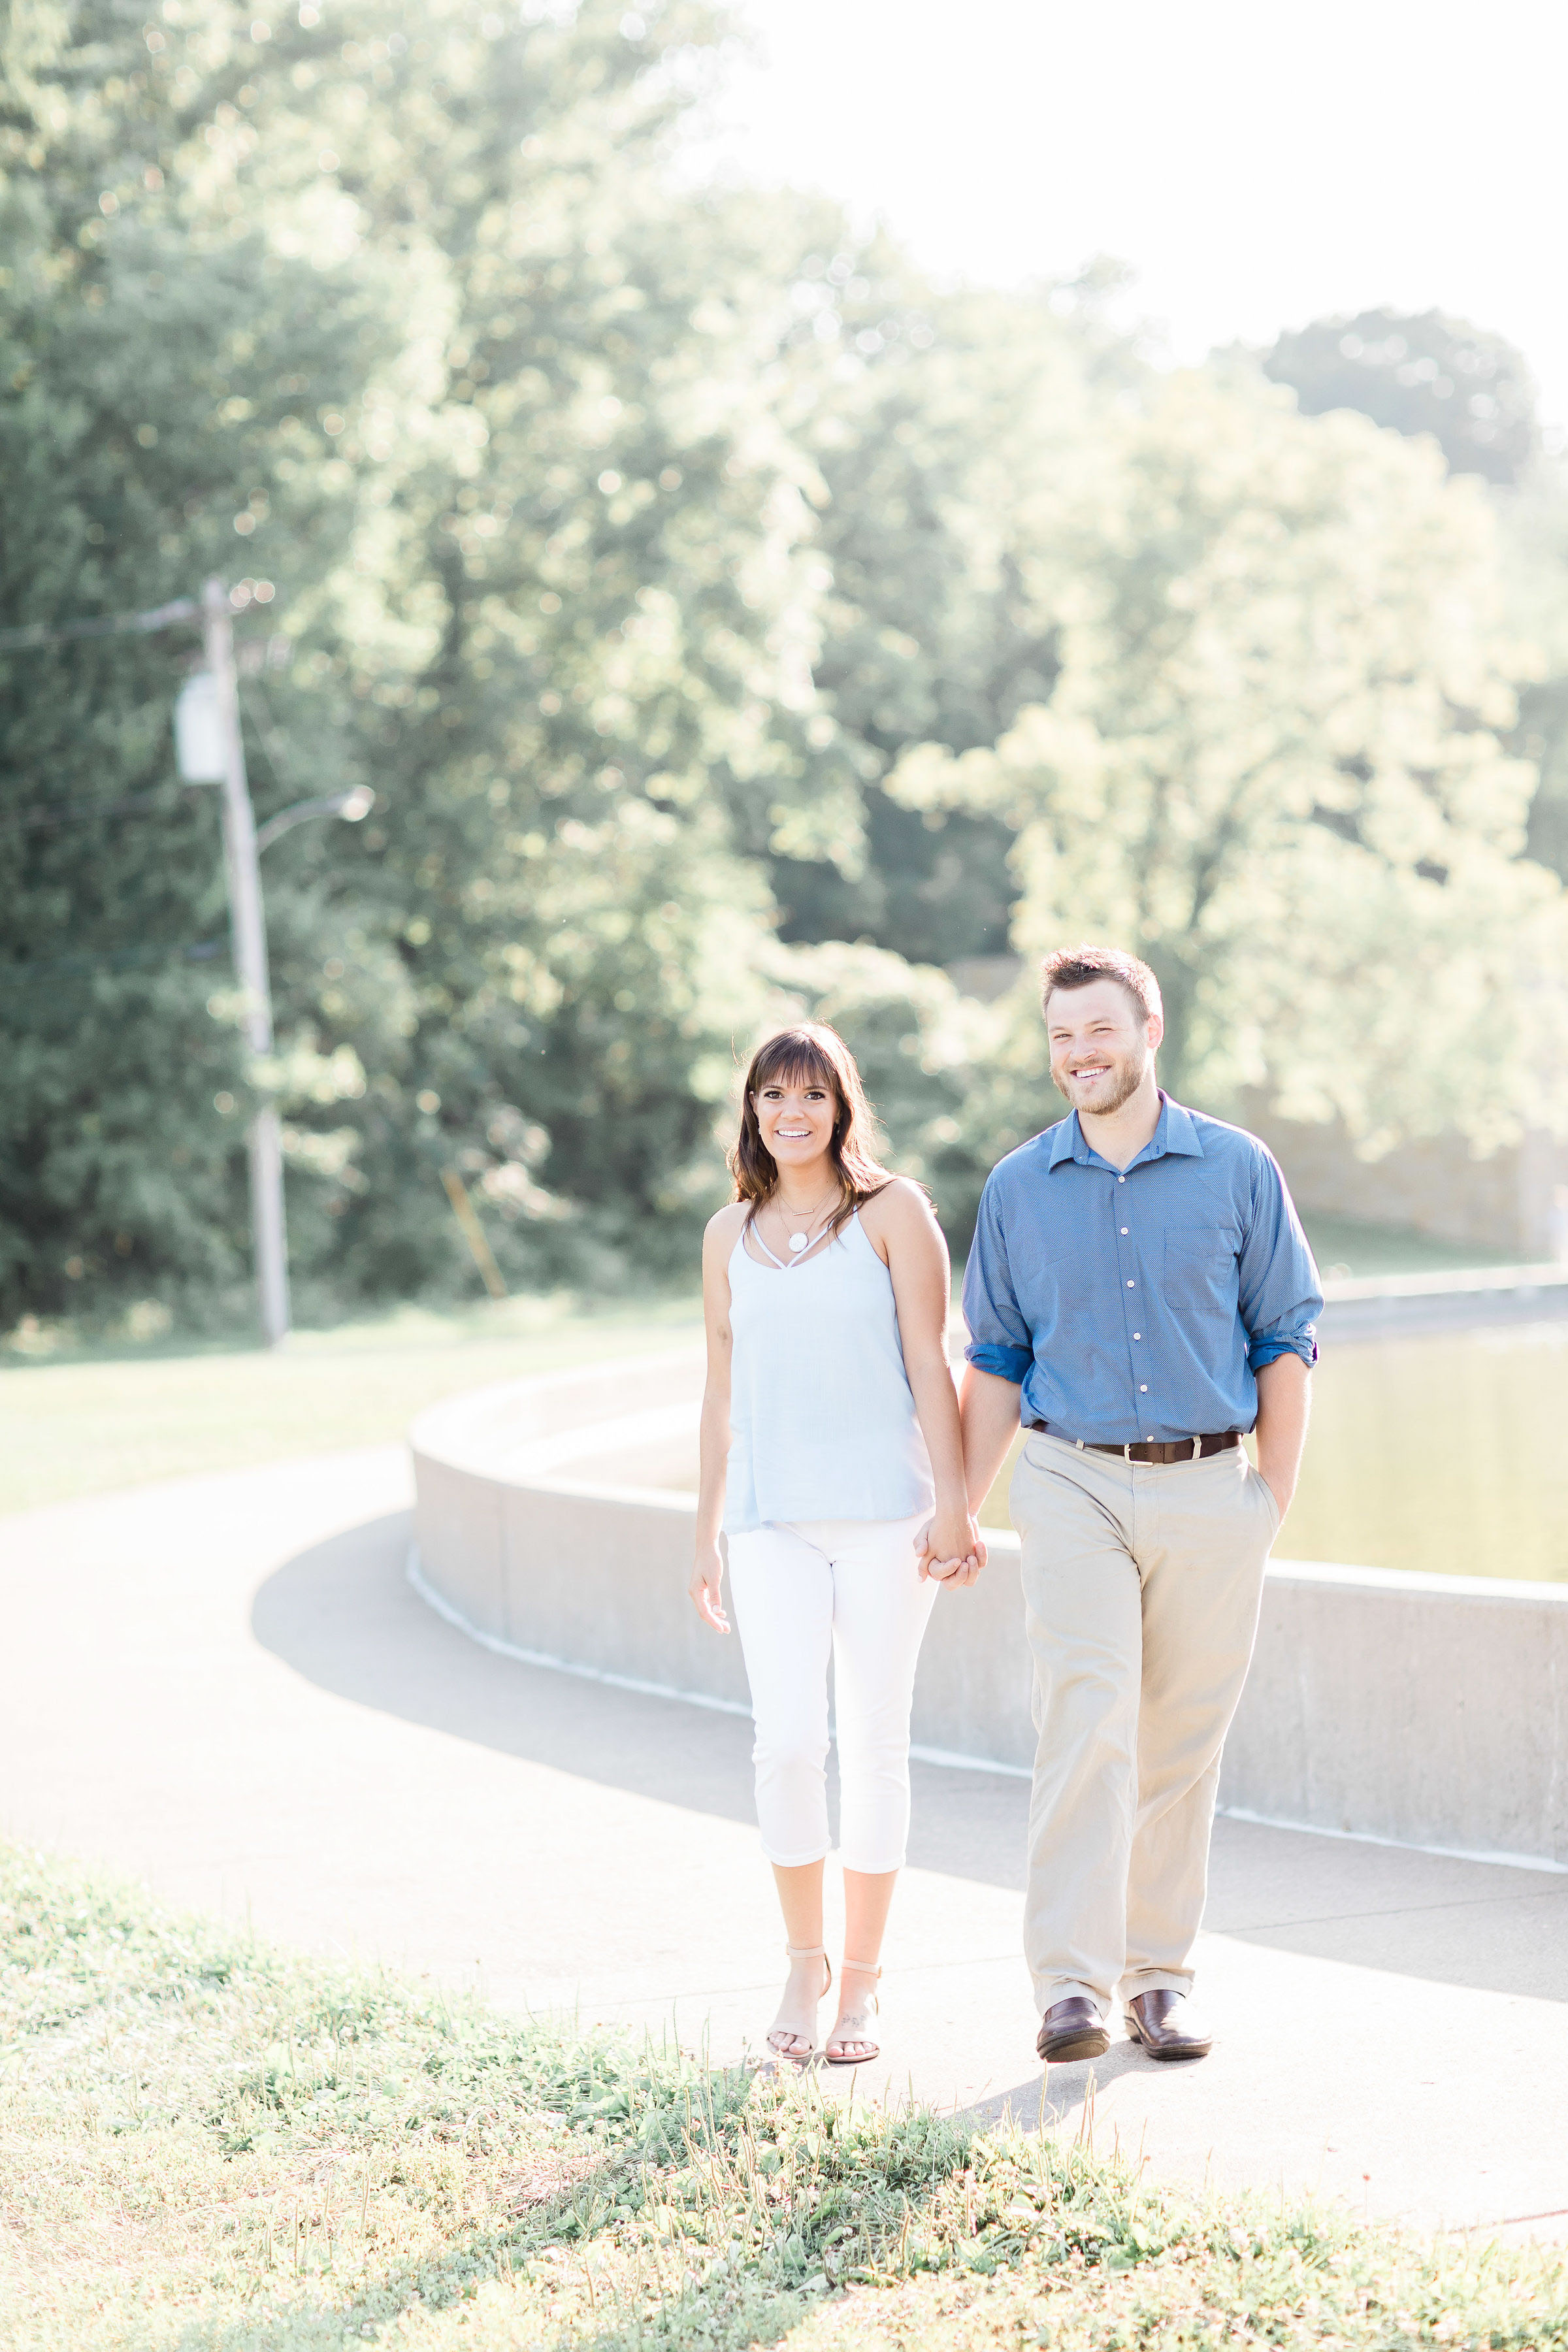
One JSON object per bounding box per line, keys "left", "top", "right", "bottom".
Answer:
{"left": 959, "top": 943, "right": 1321, "bottom": 2065}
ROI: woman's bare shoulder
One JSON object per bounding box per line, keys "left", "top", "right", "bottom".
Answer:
{"left": 857, "top": 1177, "right": 943, "bottom": 1262}
{"left": 860, "top": 1175, "right": 938, "bottom": 1232}
{"left": 704, "top": 1200, "right": 751, "bottom": 1250}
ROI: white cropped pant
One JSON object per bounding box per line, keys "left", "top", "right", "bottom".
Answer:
{"left": 725, "top": 1514, "right": 938, "bottom": 1874}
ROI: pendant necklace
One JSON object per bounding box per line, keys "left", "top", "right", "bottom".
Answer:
{"left": 777, "top": 1186, "right": 838, "bottom": 1256}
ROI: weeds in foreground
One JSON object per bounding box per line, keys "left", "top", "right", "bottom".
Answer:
{"left": 1, "top": 1845, "right": 1563, "bottom": 2351}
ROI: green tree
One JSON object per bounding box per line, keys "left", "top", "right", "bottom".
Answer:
{"left": 233, "top": 0, "right": 848, "bottom": 1285}
{"left": 890, "top": 367, "right": 1568, "bottom": 1156}
{"left": 0, "top": 0, "right": 399, "bottom": 1322}
{"left": 0, "top": 0, "right": 853, "bottom": 1317}
{"left": 766, "top": 274, "right": 1133, "bottom": 965}
{"left": 17, "top": 0, "right": 1564, "bottom": 1333}
{"left": 1264, "top": 308, "right": 1539, "bottom": 485}
{"left": 1266, "top": 310, "right": 1568, "bottom": 908}
{"left": 1490, "top": 459, "right": 1568, "bottom": 889}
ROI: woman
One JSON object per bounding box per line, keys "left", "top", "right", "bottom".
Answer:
{"left": 689, "top": 1022, "right": 985, "bottom": 2065}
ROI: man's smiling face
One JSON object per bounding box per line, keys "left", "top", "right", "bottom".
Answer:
{"left": 1045, "top": 978, "right": 1162, "bottom": 1117}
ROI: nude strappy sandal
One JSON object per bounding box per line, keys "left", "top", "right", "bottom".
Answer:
{"left": 825, "top": 1959, "right": 882, "bottom": 2066}
{"left": 767, "top": 1943, "right": 831, "bottom": 2063}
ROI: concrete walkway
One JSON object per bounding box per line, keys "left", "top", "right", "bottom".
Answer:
{"left": 1, "top": 1448, "right": 1565, "bottom": 2243}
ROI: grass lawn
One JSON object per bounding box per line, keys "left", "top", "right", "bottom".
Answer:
{"left": 3, "top": 1846, "right": 1562, "bottom": 2352}
{"left": 0, "top": 1294, "right": 702, "bottom": 1519}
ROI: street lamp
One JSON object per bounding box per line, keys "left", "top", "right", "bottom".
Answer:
{"left": 174, "top": 578, "right": 374, "bottom": 1348}
{"left": 254, "top": 785, "right": 374, "bottom": 855}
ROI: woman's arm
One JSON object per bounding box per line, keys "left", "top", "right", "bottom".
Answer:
{"left": 865, "top": 1182, "right": 986, "bottom": 1586}
{"left": 689, "top": 1205, "right": 744, "bottom": 1632}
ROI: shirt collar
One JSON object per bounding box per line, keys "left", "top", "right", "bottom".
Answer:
{"left": 1047, "top": 1093, "right": 1205, "bottom": 1173}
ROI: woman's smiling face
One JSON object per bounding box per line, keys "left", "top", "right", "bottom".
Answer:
{"left": 752, "top": 1072, "right": 838, "bottom": 1175}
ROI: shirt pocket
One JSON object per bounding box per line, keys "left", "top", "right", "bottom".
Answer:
{"left": 1162, "top": 1225, "right": 1241, "bottom": 1319}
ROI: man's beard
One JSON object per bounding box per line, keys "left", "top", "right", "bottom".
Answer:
{"left": 1058, "top": 1043, "right": 1147, "bottom": 1115}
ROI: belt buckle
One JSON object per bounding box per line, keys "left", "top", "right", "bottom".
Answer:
{"left": 1191, "top": 1435, "right": 1201, "bottom": 1462}
{"left": 1123, "top": 1441, "right": 1135, "bottom": 1462}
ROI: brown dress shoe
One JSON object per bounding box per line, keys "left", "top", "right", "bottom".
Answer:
{"left": 1124, "top": 1989, "right": 1212, "bottom": 2060}
{"left": 1036, "top": 1997, "right": 1110, "bottom": 2063}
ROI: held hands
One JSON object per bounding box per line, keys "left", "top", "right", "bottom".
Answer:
{"left": 915, "top": 1507, "right": 987, "bottom": 1588}
{"left": 690, "top": 1514, "right": 986, "bottom": 1627}
{"left": 689, "top": 1541, "right": 730, "bottom": 1633}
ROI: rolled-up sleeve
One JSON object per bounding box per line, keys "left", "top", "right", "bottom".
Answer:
{"left": 962, "top": 1177, "right": 1034, "bottom": 1385}
{"left": 1239, "top": 1149, "right": 1323, "bottom": 1373}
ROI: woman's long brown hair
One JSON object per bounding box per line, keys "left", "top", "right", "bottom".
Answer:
{"left": 731, "top": 1023, "right": 895, "bottom": 1242}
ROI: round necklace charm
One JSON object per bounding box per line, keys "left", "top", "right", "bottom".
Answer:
{"left": 789, "top": 1232, "right": 810, "bottom": 1254}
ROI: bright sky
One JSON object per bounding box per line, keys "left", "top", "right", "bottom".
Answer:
{"left": 698, "top": 0, "right": 1568, "bottom": 436}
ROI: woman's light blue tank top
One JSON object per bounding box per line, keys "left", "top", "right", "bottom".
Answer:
{"left": 723, "top": 1211, "right": 935, "bottom": 1535}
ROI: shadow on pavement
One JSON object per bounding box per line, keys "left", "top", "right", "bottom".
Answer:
{"left": 249, "top": 1505, "right": 1028, "bottom": 1889}
{"left": 252, "top": 1508, "right": 1568, "bottom": 2004}
{"left": 958, "top": 2040, "right": 1159, "bottom": 2140}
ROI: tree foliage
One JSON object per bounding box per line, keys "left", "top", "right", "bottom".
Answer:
{"left": 0, "top": 0, "right": 396, "bottom": 1314}
{"left": 1264, "top": 307, "right": 1539, "bottom": 485}
{"left": 3, "top": 1, "right": 1567, "bottom": 1333}
{"left": 768, "top": 280, "right": 1127, "bottom": 961}
{"left": 1, "top": 0, "right": 832, "bottom": 1316}
{"left": 890, "top": 368, "right": 1567, "bottom": 1154}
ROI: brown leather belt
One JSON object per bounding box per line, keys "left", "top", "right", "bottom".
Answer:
{"left": 1027, "top": 1425, "right": 1241, "bottom": 1465}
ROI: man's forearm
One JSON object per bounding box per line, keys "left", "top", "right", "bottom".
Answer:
{"left": 1254, "top": 1352, "right": 1311, "bottom": 1516}
{"left": 958, "top": 1366, "right": 1023, "bottom": 1514}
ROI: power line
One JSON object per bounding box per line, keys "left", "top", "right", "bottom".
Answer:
{"left": 3, "top": 937, "right": 224, "bottom": 985}
{"left": 0, "top": 595, "right": 199, "bottom": 654}
{"left": 0, "top": 783, "right": 197, "bottom": 840}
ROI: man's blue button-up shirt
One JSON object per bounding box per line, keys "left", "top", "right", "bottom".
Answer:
{"left": 962, "top": 1096, "right": 1322, "bottom": 1443}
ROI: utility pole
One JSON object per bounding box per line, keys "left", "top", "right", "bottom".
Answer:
{"left": 201, "top": 576, "right": 291, "bottom": 1347}
{"left": 6, "top": 578, "right": 372, "bottom": 1352}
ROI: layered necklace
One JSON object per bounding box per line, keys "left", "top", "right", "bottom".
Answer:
{"left": 758, "top": 1182, "right": 841, "bottom": 1267}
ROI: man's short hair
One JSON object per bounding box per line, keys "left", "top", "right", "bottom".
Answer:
{"left": 1040, "top": 943, "right": 1163, "bottom": 1026}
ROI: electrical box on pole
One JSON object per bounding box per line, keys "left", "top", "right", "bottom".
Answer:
{"left": 174, "top": 671, "right": 227, "bottom": 785}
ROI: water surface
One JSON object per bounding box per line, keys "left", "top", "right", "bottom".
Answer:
{"left": 978, "top": 1321, "right": 1568, "bottom": 1583}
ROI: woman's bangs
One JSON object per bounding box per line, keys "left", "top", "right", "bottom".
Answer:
{"left": 751, "top": 1038, "right": 839, "bottom": 1100}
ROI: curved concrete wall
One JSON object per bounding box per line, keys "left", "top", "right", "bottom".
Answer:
{"left": 1318, "top": 1262, "right": 1568, "bottom": 1341}
{"left": 408, "top": 1354, "right": 1568, "bottom": 1870}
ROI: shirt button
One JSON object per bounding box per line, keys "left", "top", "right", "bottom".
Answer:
{"left": 1118, "top": 1175, "right": 1126, "bottom": 1183}
{"left": 1133, "top": 1331, "right": 1141, "bottom": 1339}
{"left": 1126, "top": 1280, "right": 1135, "bottom": 1288}
{"left": 1139, "top": 1384, "right": 1148, "bottom": 1392}
{"left": 1120, "top": 1226, "right": 1128, "bottom": 1234}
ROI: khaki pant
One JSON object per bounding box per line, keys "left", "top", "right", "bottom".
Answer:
{"left": 1011, "top": 1432, "right": 1280, "bottom": 2019}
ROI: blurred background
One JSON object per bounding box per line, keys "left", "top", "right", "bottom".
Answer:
{"left": 4, "top": 0, "right": 1568, "bottom": 1570}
